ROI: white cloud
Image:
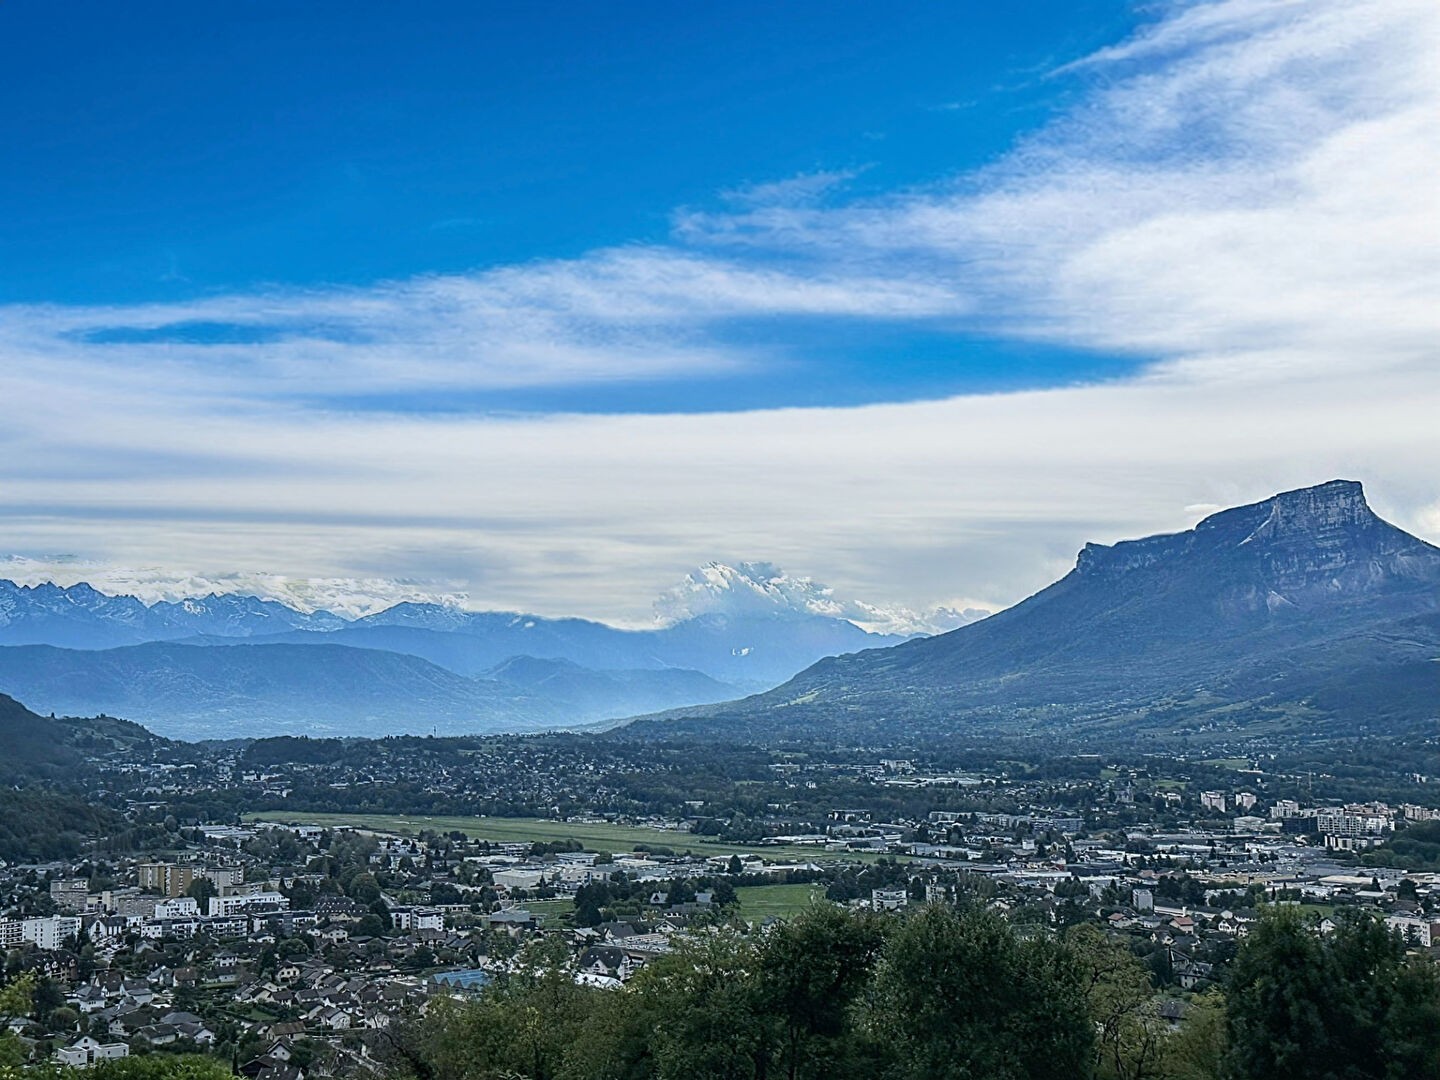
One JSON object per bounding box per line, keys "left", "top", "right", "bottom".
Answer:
{"left": 652, "top": 562, "right": 990, "bottom": 636}
{"left": 0, "top": 248, "right": 958, "bottom": 401}
{"left": 2, "top": 0, "right": 1436, "bottom": 622}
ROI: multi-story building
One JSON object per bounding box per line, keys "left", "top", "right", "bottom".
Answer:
{"left": 101, "top": 891, "right": 167, "bottom": 918}
{"left": 1200, "top": 791, "right": 1227, "bottom": 813}
{"left": 1385, "top": 915, "right": 1438, "bottom": 948}
{"left": 1316, "top": 806, "right": 1392, "bottom": 839}
{"left": 49, "top": 880, "right": 90, "bottom": 914}
{"left": 137, "top": 863, "right": 245, "bottom": 897}
{"left": 208, "top": 891, "right": 288, "bottom": 918}
{"left": 153, "top": 897, "right": 201, "bottom": 920}
{"left": 391, "top": 907, "right": 444, "bottom": 932}
{"left": 137, "top": 864, "right": 198, "bottom": 897}
{"left": 871, "top": 887, "right": 909, "bottom": 911}
{"left": 22, "top": 915, "right": 82, "bottom": 950}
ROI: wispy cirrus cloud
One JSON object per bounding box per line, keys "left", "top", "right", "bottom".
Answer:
{"left": 676, "top": 0, "right": 1439, "bottom": 370}
{"left": 3, "top": 0, "right": 1437, "bottom": 622}
{"left": 0, "top": 247, "right": 960, "bottom": 403}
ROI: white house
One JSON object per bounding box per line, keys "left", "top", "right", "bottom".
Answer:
{"left": 154, "top": 897, "right": 200, "bottom": 920}
{"left": 55, "top": 1037, "right": 129, "bottom": 1068}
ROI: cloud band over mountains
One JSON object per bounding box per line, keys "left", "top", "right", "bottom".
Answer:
{"left": 3, "top": 0, "right": 1437, "bottom": 622}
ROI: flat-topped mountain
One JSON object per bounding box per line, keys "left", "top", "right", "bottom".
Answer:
{"left": 626, "top": 481, "right": 1440, "bottom": 744}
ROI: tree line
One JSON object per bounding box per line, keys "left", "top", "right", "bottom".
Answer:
{"left": 384, "top": 903, "right": 1440, "bottom": 1080}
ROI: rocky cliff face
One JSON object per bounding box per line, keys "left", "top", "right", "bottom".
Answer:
{"left": 1072, "top": 479, "right": 1440, "bottom": 615}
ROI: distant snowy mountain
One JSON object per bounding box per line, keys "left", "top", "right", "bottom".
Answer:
{"left": 654, "top": 561, "right": 988, "bottom": 637}
{"left": 0, "top": 557, "right": 465, "bottom": 618}
{"left": 0, "top": 579, "right": 345, "bottom": 649}
{"left": 0, "top": 561, "right": 970, "bottom": 735}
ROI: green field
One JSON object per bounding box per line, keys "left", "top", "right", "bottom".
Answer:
{"left": 521, "top": 898, "right": 576, "bottom": 927}
{"left": 735, "top": 883, "right": 828, "bottom": 920}
{"left": 243, "top": 811, "right": 876, "bottom": 863}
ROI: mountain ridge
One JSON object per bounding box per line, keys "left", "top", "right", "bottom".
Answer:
{"left": 0, "top": 564, "right": 913, "bottom": 685}
{"left": 621, "top": 481, "right": 1440, "bottom": 745}
{"left": 0, "top": 640, "right": 758, "bottom": 740}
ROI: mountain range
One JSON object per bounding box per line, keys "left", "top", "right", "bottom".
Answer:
{"left": 0, "top": 563, "right": 927, "bottom": 738}
{"left": 624, "top": 481, "right": 1440, "bottom": 745}
{"left": 8, "top": 481, "right": 1431, "bottom": 746}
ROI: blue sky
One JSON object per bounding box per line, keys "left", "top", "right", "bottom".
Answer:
{"left": 2, "top": 1, "right": 1139, "bottom": 411}
{"left": 1, "top": 0, "right": 1437, "bottom": 622}
{"left": 5, "top": 2, "right": 1133, "bottom": 297}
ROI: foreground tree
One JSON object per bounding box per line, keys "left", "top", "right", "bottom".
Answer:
{"left": 865, "top": 905, "right": 1094, "bottom": 1080}
{"left": 1066, "top": 924, "right": 1169, "bottom": 1080}
{"left": 631, "top": 929, "right": 774, "bottom": 1080}
{"left": 758, "top": 903, "right": 889, "bottom": 1080}
{"left": 1224, "top": 907, "right": 1440, "bottom": 1080}
{"left": 1160, "top": 989, "right": 1226, "bottom": 1080}
{"left": 409, "top": 937, "right": 596, "bottom": 1080}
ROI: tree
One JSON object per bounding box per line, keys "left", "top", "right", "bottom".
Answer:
{"left": 0, "top": 973, "right": 34, "bottom": 1067}
{"left": 866, "top": 905, "right": 1093, "bottom": 1080}
{"left": 184, "top": 877, "right": 217, "bottom": 909}
{"left": 1224, "top": 907, "right": 1440, "bottom": 1080}
{"left": 1161, "top": 989, "right": 1226, "bottom": 1080}
{"left": 632, "top": 930, "right": 774, "bottom": 1080}
{"left": 48, "top": 1005, "right": 80, "bottom": 1033}
{"left": 759, "top": 903, "right": 888, "bottom": 1080}
{"left": 664, "top": 877, "right": 695, "bottom": 907}
{"left": 1066, "top": 925, "right": 1167, "bottom": 1080}
{"left": 31, "top": 976, "right": 65, "bottom": 1025}
{"left": 90, "top": 1056, "right": 233, "bottom": 1079}
{"left": 406, "top": 937, "right": 594, "bottom": 1080}
{"left": 709, "top": 878, "right": 738, "bottom": 908}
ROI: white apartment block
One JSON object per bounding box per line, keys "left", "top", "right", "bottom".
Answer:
{"left": 153, "top": 897, "right": 201, "bottom": 920}
{"left": 871, "top": 887, "right": 909, "bottom": 911}
{"left": 23, "top": 915, "right": 82, "bottom": 950}
{"left": 1386, "top": 915, "right": 1438, "bottom": 948}
{"left": 390, "top": 907, "right": 445, "bottom": 932}
{"left": 208, "top": 891, "right": 288, "bottom": 918}
{"left": 1316, "top": 807, "right": 1392, "bottom": 838}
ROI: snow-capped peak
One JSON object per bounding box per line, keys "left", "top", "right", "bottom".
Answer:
{"left": 653, "top": 561, "right": 988, "bottom": 637}
{"left": 0, "top": 555, "right": 467, "bottom": 618}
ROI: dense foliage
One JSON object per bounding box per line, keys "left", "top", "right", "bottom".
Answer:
{"left": 0, "top": 791, "right": 118, "bottom": 863}
{"left": 1363, "top": 820, "right": 1440, "bottom": 871}
{"left": 0, "top": 1057, "right": 230, "bottom": 1080}
{"left": 387, "top": 904, "right": 1440, "bottom": 1080}
{"left": 1223, "top": 907, "right": 1440, "bottom": 1080}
